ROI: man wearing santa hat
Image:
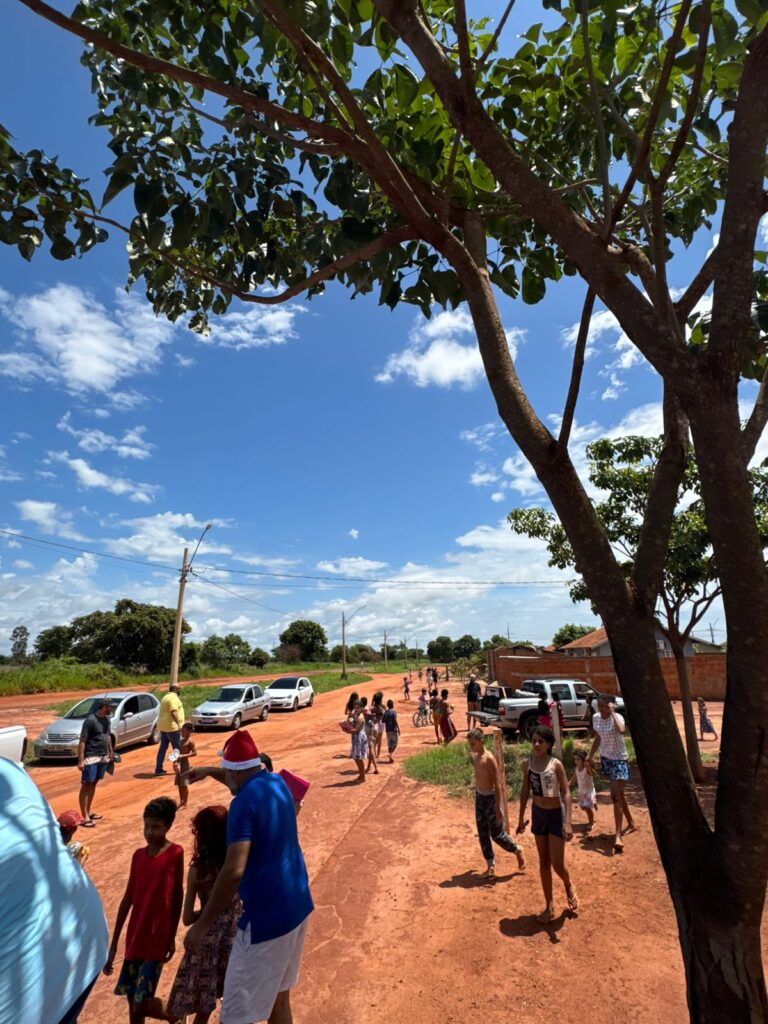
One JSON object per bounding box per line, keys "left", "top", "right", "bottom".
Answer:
{"left": 183, "top": 730, "right": 313, "bottom": 1024}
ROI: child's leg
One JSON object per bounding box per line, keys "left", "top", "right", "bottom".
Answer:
{"left": 475, "top": 793, "right": 494, "bottom": 869}
{"left": 489, "top": 814, "right": 525, "bottom": 868}
{"left": 610, "top": 781, "right": 625, "bottom": 845}
{"left": 586, "top": 805, "right": 595, "bottom": 828}
{"left": 618, "top": 781, "right": 635, "bottom": 830}
{"left": 534, "top": 834, "right": 553, "bottom": 912}
{"left": 549, "top": 834, "right": 577, "bottom": 908}
{"left": 177, "top": 782, "right": 189, "bottom": 807}
{"left": 355, "top": 757, "right": 366, "bottom": 781}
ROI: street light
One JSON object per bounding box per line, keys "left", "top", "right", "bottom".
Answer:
{"left": 169, "top": 523, "right": 212, "bottom": 686}
{"left": 341, "top": 603, "right": 367, "bottom": 680}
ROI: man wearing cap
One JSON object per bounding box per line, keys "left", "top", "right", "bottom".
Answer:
{"left": 184, "top": 731, "right": 313, "bottom": 1024}
{"left": 155, "top": 681, "right": 184, "bottom": 776}
{"left": 77, "top": 699, "right": 114, "bottom": 827}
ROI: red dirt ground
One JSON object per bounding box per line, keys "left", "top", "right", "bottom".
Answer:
{"left": 8, "top": 678, "right": 760, "bottom": 1023}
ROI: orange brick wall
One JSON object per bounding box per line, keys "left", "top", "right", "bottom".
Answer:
{"left": 489, "top": 650, "right": 727, "bottom": 701}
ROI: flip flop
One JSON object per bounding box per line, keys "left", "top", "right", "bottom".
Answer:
{"left": 613, "top": 841, "right": 624, "bottom": 854}
{"left": 567, "top": 886, "right": 580, "bottom": 911}
{"left": 81, "top": 820, "right": 95, "bottom": 828}
{"left": 89, "top": 814, "right": 103, "bottom": 820}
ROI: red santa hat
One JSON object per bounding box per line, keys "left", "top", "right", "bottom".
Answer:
{"left": 218, "top": 729, "right": 262, "bottom": 771}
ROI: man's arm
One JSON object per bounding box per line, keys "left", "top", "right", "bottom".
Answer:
{"left": 173, "top": 696, "right": 184, "bottom": 730}
{"left": 184, "top": 841, "right": 249, "bottom": 950}
{"left": 77, "top": 739, "right": 85, "bottom": 770}
{"left": 183, "top": 766, "right": 227, "bottom": 785}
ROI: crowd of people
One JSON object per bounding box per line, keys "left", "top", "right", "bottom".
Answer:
{"left": 2, "top": 664, "right": 710, "bottom": 1023}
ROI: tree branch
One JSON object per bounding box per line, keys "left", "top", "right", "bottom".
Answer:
{"left": 477, "top": 0, "right": 517, "bottom": 70}
{"left": 453, "top": 0, "right": 473, "bottom": 83}
{"left": 674, "top": 245, "right": 718, "bottom": 321}
{"left": 580, "top": 0, "right": 612, "bottom": 233}
{"left": 632, "top": 388, "right": 689, "bottom": 608}
{"left": 558, "top": 288, "right": 595, "bottom": 450}
{"left": 184, "top": 101, "right": 343, "bottom": 156}
{"left": 742, "top": 363, "right": 768, "bottom": 463}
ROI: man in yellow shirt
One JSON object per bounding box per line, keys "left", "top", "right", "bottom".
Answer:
{"left": 155, "top": 682, "right": 184, "bottom": 776}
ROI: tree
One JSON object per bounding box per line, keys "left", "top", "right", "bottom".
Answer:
{"left": 222, "top": 633, "right": 251, "bottom": 665}
{"left": 7, "top": 1, "right": 768, "bottom": 1014}
{"left": 200, "top": 635, "right": 228, "bottom": 669}
{"left": 68, "top": 600, "right": 186, "bottom": 672}
{"left": 512, "top": 436, "right": 768, "bottom": 783}
{"left": 34, "top": 625, "right": 72, "bottom": 660}
{"left": 248, "top": 646, "right": 270, "bottom": 668}
{"left": 482, "top": 635, "right": 510, "bottom": 651}
{"left": 279, "top": 620, "right": 328, "bottom": 662}
{"left": 427, "top": 636, "right": 454, "bottom": 662}
{"left": 551, "top": 624, "right": 597, "bottom": 649}
{"left": 329, "top": 644, "right": 345, "bottom": 664}
{"left": 180, "top": 641, "right": 200, "bottom": 673}
{"left": 10, "top": 625, "right": 29, "bottom": 663}
{"left": 453, "top": 634, "right": 481, "bottom": 659}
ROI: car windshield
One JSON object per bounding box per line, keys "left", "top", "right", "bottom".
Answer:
{"left": 268, "top": 677, "right": 299, "bottom": 690}
{"left": 209, "top": 688, "right": 246, "bottom": 703}
{"left": 64, "top": 697, "right": 117, "bottom": 719}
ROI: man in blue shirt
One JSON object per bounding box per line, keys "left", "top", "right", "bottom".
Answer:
{"left": 184, "top": 730, "right": 313, "bottom": 1024}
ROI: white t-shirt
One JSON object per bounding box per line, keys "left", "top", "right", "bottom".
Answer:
{"left": 592, "top": 711, "right": 628, "bottom": 760}
{"left": 0, "top": 757, "right": 108, "bottom": 1023}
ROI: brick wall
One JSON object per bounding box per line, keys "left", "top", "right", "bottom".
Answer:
{"left": 489, "top": 649, "right": 727, "bottom": 700}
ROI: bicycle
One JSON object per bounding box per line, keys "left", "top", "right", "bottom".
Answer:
{"left": 412, "top": 705, "right": 434, "bottom": 727}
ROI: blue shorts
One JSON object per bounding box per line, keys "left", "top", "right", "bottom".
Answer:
{"left": 115, "top": 959, "right": 163, "bottom": 1004}
{"left": 81, "top": 761, "right": 108, "bottom": 784}
{"left": 532, "top": 803, "right": 564, "bottom": 838}
{"left": 600, "top": 756, "right": 630, "bottom": 782}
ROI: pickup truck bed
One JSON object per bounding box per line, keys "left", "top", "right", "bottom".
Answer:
{"left": 0, "top": 725, "right": 28, "bottom": 767}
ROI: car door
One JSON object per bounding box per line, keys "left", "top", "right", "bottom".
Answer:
{"left": 300, "top": 678, "right": 311, "bottom": 707}
{"left": 242, "top": 688, "right": 255, "bottom": 721}
{"left": 117, "top": 696, "right": 141, "bottom": 747}
{"left": 550, "top": 682, "right": 579, "bottom": 726}
{"left": 252, "top": 685, "right": 264, "bottom": 716}
{"left": 137, "top": 694, "right": 157, "bottom": 740}
{"left": 573, "top": 683, "right": 598, "bottom": 722}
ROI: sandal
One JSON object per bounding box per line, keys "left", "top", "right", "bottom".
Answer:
{"left": 89, "top": 814, "right": 103, "bottom": 821}
{"left": 566, "top": 886, "right": 580, "bottom": 911}
{"left": 613, "top": 840, "right": 624, "bottom": 854}
{"left": 81, "top": 820, "right": 95, "bottom": 828}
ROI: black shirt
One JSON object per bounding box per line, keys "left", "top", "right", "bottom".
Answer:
{"left": 80, "top": 714, "right": 111, "bottom": 758}
{"left": 467, "top": 681, "right": 481, "bottom": 702}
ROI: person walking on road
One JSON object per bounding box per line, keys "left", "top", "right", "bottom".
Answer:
{"left": 466, "top": 673, "right": 481, "bottom": 730}
{"left": 184, "top": 731, "right": 314, "bottom": 1024}
{"left": 155, "top": 682, "right": 184, "bottom": 777}
{"left": 77, "top": 699, "right": 114, "bottom": 827}
{"left": 588, "top": 695, "right": 635, "bottom": 853}
{"left": 468, "top": 728, "right": 525, "bottom": 878}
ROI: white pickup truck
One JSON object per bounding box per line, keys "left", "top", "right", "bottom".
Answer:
{"left": 0, "top": 725, "right": 28, "bottom": 767}
{"left": 488, "top": 678, "right": 625, "bottom": 739}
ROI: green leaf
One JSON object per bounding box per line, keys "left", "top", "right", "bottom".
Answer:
{"left": 101, "top": 170, "right": 133, "bottom": 208}
{"left": 521, "top": 264, "right": 546, "bottom": 304}
{"left": 711, "top": 8, "right": 739, "bottom": 57}
{"left": 392, "top": 62, "right": 419, "bottom": 108}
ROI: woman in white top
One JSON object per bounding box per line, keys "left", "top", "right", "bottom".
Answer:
{"left": 588, "top": 694, "right": 636, "bottom": 853}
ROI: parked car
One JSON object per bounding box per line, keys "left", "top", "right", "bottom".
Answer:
{"left": 496, "top": 679, "right": 625, "bottom": 739}
{"left": 191, "top": 684, "right": 270, "bottom": 730}
{"left": 34, "top": 692, "right": 160, "bottom": 760}
{"left": 0, "top": 725, "right": 28, "bottom": 767}
{"left": 266, "top": 676, "right": 314, "bottom": 711}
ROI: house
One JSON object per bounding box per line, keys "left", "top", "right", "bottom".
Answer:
{"left": 559, "top": 625, "right": 723, "bottom": 658}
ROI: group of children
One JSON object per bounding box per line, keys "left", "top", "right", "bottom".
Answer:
{"left": 342, "top": 690, "right": 402, "bottom": 781}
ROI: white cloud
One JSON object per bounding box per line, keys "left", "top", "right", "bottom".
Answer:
{"left": 175, "top": 353, "right": 195, "bottom": 368}
{"left": 12, "top": 560, "right": 33, "bottom": 570}
{"left": 230, "top": 553, "right": 301, "bottom": 570}
{"left": 601, "top": 372, "right": 625, "bottom": 401}
{"left": 348, "top": 528, "right": 359, "bottom": 540}
{"left": 460, "top": 423, "right": 502, "bottom": 452}
{"left": 0, "top": 285, "right": 174, "bottom": 397}
{"left": 48, "top": 451, "right": 159, "bottom": 504}
{"left": 200, "top": 306, "right": 304, "bottom": 350}
{"left": 376, "top": 307, "right": 525, "bottom": 390}
{"left": 105, "top": 511, "right": 233, "bottom": 562}
{"left": 57, "top": 413, "right": 154, "bottom": 460}
{"left": 490, "top": 491, "right": 505, "bottom": 503}
{"left": 15, "top": 499, "right": 86, "bottom": 540}
{"left": 470, "top": 468, "right": 499, "bottom": 486}
{"left": 316, "top": 557, "right": 389, "bottom": 576}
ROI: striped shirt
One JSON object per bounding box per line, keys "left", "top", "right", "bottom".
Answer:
{"left": 592, "top": 712, "right": 628, "bottom": 760}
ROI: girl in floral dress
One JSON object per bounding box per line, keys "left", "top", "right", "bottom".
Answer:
{"left": 167, "top": 805, "right": 241, "bottom": 1024}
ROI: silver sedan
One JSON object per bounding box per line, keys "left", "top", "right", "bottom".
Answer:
{"left": 191, "top": 683, "right": 270, "bottom": 730}
{"left": 34, "top": 691, "right": 160, "bottom": 760}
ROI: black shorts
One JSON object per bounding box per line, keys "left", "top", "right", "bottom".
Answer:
{"left": 532, "top": 803, "right": 564, "bottom": 838}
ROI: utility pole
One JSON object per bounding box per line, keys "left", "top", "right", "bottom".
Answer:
{"left": 383, "top": 630, "right": 388, "bottom": 670}
{"left": 341, "top": 611, "right": 348, "bottom": 680}
{"left": 169, "top": 524, "right": 211, "bottom": 687}
{"left": 403, "top": 636, "right": 408, "bottom": 669}
{"left": 709, "top": 623, "right": 715, "bottom": 645}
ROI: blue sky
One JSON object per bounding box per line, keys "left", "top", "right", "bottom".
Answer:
{"left": 0, "top": 4, "right": 756, "bottom": 655}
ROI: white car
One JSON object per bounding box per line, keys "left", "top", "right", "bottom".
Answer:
{"left": 266, "top": 676, "right": 314, "bottom": 711}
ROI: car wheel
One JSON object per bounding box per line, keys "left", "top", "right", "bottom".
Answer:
{"left": 260, "top": 706, "right": 269, "bottom": 722}
{"left": 232, "top": 713, "right": 242, "bottom": 730}
{"left": 308, "top": 693, "right": 314, "bottom": 707}
{"left": 523, "top": 715, "right": 538, "bottom": 740}
{"left": 292, "top": 698, "right": 299, "bottom": 712}
{"left": 147, "top": 724, "right": 159, "bottom": 745}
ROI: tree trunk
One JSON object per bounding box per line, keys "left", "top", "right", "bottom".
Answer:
{"left": 672, "top": 645, "right": 705, "bottom": 783}
{"left": 674, "top": 884, "right": 768, "bottom": 1023}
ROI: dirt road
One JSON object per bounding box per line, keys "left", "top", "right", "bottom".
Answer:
{"left": 19, "top": 679, "right": 756, "bottom": 1022}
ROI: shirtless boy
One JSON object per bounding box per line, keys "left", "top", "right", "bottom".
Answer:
{"left": 468, "top": 728, "right": 525, "bottom": 877}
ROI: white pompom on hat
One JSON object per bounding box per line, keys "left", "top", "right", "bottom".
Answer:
{"left": 218, "top": 729, "right": 262, "bottom": 771}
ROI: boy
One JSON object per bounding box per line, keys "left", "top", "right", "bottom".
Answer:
{"left": 467, "top": 728, "right": 525, "bottom": 878}
{"left": 383, "top": 699, "right": 401, "bottom": 762}
{"left": 57, "top": 809, "right": 90, "bottom": 866}
{"left": 402, "top": 675, "right": 411, "bottom": 701}
{"left": 104, "top": 797, "right": 184, "bottom": 1023}
{"left": 173, "top": 722, "right": 196, "bottom": 809}
{"left": 437, "top": 688, "right": 457, "bottom": 744}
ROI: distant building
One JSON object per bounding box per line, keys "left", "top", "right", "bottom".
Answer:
{"left": 559, "top": 625, "right": 724, "bottom": 658}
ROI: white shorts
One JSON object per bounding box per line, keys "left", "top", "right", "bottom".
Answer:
{"left": 221, "top": 918, "right": 309, "bottom": 1024}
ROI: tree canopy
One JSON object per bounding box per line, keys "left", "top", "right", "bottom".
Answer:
{"left": 68, "top": 599, "right": 189, "bottom": 672}
{"left": 279, "top": 618, "right": 328, "bottom": 661}
{"left": 551, "top": 623, "right": 596, "bottom": 648}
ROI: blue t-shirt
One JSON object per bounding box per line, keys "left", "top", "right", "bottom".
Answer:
{"left": 0, "top": 757, "right": 108, "bottom": 1024}
{"left": 227, "top": 770, "right": 313, "bottom": 942}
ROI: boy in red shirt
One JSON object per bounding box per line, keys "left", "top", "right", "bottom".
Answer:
{"left": 104, "top": 796, "right": 184, "bottom": 1023}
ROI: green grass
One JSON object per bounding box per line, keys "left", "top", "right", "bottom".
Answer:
{"left": 44, "top": 670, "right": 372, "bottom": 718}
{"left": 404, "top": 734, "right": 604, "bottom": 801}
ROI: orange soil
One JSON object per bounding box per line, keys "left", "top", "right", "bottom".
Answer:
{"left": 13, "top": 679, "right": 760, "bottom": 1023}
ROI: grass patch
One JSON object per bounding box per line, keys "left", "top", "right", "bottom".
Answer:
{"left": 44, "top": 671, "right": 371, "bottom": 718}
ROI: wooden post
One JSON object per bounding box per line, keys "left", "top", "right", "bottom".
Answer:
{"left": 552, "top": 705, "right": 563, "bottom": 760}
{"left": 169, "top": 547, "right": 189, "bottom": 687}
{"left": 493, "top": 729, "right": 510, "bottom": 829}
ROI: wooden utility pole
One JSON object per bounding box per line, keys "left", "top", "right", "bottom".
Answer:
{"left": 383, "top": 630, "right": 388, "bottom": 670}
{"left": 341, "top": 611, "right": 348, "bottom": 680}
{"left": 169, "top": 547, "right": 189, "bottom": 687}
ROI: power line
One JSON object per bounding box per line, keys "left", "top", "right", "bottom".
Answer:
{"left": 189, "top": 571, "right": 288, "bottom": 615}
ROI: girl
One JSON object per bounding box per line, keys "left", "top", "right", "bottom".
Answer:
{"left": 173, "top": 722, "right": 196, "bottom": 810}
{"left": 167, "top": 805, "right": 241, "bottom": 1024}
{"left": 360, "top": 696, "right": 379, "bottom": 774}
{"left": 588, "top": 695, "right": 635, "bottom": 853}
{"left": 349, "top": 701, "right": 368, "bottom": 783}
{"left": 430, "top": 684, "right": 442, "bottom": 745}
{"left": 537, "top": 696, "right": 552, "bottom": 728}
{"left": 697, "top": 697, "right": 718, "bottom": 741}
{"left": 517, "top": 726, "right": 578, "bottom": 922}
{"left": 371, "top": 691, "right": 386, "bottom": 759}
{"left": 568, "top": 748, "right": 597, "bottom": 830}
{"left": 437, "top": 689, "right": 458, "bottom": 744}
{"left": 344, "top": 691, "right": 359, "bottom": 716}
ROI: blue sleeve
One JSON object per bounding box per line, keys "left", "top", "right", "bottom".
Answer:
{"left": 227, "top": 792, "right": 255, "bottom": 845}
